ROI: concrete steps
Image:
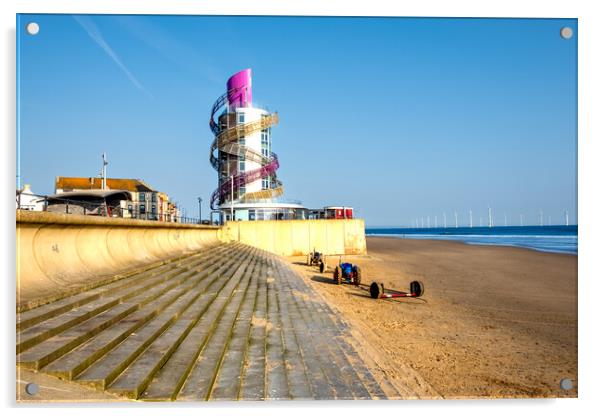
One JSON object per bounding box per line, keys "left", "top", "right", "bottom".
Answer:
{"left": 17, "top": 243, "right": 387, "bottom": 401}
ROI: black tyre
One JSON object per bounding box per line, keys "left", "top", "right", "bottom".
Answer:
{"left": 334, "top": 266, "right": 342, "bottom": 285}
{"left": 370, "top": 282, "right": 383, "bottom": 299}
{"left": 319, "top": 261, "right": 325, "bottom": 274}
{"left": 410, "top": 280, "right": 425, "bottom": 297}
{"left": 354, "top": 266, "right": 362, "bottom": 286}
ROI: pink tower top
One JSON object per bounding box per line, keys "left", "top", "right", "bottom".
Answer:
{"left": 226, "top": 68, "right": 252, "bottom": 109}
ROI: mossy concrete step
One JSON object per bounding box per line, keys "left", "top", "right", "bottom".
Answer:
{"left": 143, "top": 253, "right": 259, "bottom": 401}
{"left": 208, "top": 260, "right": 263, "bottom": 400}
{"left": 41, "top": 245, "right": 244, "bottom": 380}
{"left": 74, "top": 246, "right": 254, "bottom": 391}
{"left": 16, "top": 244, "right": 389, "bottom": 401}
{"left": 16, "top": 245, "right": 234, "bottom": 354}
{"left": 177, "top": 255, "right": 260, "bottom": 401}
{"left": 30, "top": 245, "right": 244, "bottom": 377}
{"left": 105, "top": 249, "right": 257, "bottom": 399}
{"left": 238, "top": 256, "right": 268, "bottom": 400}
{"left": 17, "top": 244, "right": 226, "bottom": 331}
{"left": 264, "top": 260, "right": 290, "bottom": 400}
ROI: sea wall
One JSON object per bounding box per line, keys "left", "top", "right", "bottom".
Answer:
{"left": 16, "top": 210, "right": 221, "bottom": 310}
{"left": 221, "top": 218, "right": 367, "bottom": 256}
{"left": 16, "top": 212, "right": 366, "bottom": 309}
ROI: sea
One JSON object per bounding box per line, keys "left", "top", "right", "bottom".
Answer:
{"left": 365, "top": 225, "right": 578, "bottom": 255}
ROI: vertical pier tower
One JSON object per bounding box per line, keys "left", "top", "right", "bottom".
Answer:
{"left": 209, "top": 69, "right": 305, "bottom": 222}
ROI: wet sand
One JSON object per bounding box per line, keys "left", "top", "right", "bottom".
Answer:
{"left": 288, "top": 237, "right": 577, "bottom": 398}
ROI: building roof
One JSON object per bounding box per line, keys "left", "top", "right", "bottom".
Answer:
{"left": 55, "top": 177, "right": 156, "bottom": 193}
{"left": 47, "top": 190, "right": 133, "bottom": 200}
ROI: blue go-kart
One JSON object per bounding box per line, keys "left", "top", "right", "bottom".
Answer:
{"left": 333, "top": 261, "right": 361, "bottom": 286}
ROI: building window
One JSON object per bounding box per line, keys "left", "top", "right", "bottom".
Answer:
{"left": 261, "top": 148, "right": 269, "bottom": 158}
{"left": 151, "top": 193, "right": 156, "bottom": 202}
{"left": 152, "top": 204, "right": 156, "bottom": 213}
{"left": 140, "top": 204, "right": 146, "bottom": 214}
{"left": 239, "top": 186, "right": 246, "bottom": 197}
{"left": 139, "top": 193, "right": 145, "bottom": 202}
{"left": 238, "top": 112, "right": 245, "bottom": 124}
{"left": 262, "top": 177, "right": 269, "bottom": 190}
{"left": 238, "top": 155, "right": 245, "bottom": 171}
{"left": 239, "top": 136, "right": 245, "bottom": 145}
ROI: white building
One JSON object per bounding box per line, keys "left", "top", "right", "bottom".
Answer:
{"left": 16, "top": 184, "right": 44, "bottom": 211}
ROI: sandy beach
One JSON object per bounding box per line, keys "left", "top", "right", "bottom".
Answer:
{"left": 289, "top": 237, "right": 577, "bottom": 398}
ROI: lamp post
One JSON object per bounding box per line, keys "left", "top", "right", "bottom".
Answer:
{"left": 197, "top": 197, "right": 202, "bottom": 224}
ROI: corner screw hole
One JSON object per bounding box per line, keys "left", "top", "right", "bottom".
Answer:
{"left": 26, "top": 22, "right": 40, "bottom": 36}
{"left": 560, "top": 378, "right": 573, "bottom": 390}
{"left": 25, "top": 383, "right": 39, "bottom": 395}
{"left": 560, "top": 27, "right": 573, "bottom": 40}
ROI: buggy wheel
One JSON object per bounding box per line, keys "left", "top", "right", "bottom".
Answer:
{"left": 334, "top": 266, "right": 342, "bottom": 285}
{"left": 370, "top": 282, "right": 383, "bottom": 299}
{"left": 319, "top": 261, "right": 325, "bottom": 274}
{"left": 410, "top": 280, "right": 425, "bottom": 297}
{"left": 354, "top": 266, "right": 362, "bottom": 286}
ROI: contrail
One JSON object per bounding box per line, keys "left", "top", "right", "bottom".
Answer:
{"left": 73, "top": 15, "right": 154, "bottom": 100}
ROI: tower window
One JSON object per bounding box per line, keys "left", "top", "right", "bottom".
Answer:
{"left": 238, "top": 112, "right": 245, "bottom": 124}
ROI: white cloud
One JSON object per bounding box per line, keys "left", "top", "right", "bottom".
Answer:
{"left": 73, "top": 15, "right": 154, "bottom": 100}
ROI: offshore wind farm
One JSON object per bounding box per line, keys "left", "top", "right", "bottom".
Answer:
{"left": 367, "top": 208, "right": 577, "bottom": 254}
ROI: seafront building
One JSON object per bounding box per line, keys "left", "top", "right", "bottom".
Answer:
{"left": 54, "top": 176, "right": 179, "bottom": 221}
{"left": 209, "top": 69, "right": 306, "bottom": 223}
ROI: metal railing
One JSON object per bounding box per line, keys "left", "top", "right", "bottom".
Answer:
{"left": 15, "top": 192, "right": 211, "bottom": 225}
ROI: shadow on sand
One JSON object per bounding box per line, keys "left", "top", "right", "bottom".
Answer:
{"left": 310, "top": 275, "right": 335, "bottom": 285}
{"left": 347, "top": 291, "right": 428, "bottom": 304}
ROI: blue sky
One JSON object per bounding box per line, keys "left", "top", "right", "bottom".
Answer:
{"left": 17, "top": 15, "right": 577, "bottom": 226}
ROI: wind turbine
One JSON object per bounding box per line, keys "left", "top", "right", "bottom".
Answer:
{"left": 454, "top": 211, "right": 458, "bottom": 228}
{"left": 565, "top": 210, "right": 569, "bottom": 226}
{"left": 469, "top": 209, "right": 473, "bottom": 228}
{"left": 488, "top": 207, "right": 493, "bottom": 228}
{"left": 443, "top": 213, "right": 447, "bottom": 228}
